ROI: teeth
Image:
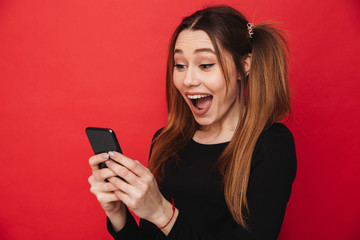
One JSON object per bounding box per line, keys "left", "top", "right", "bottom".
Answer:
{"left": 187, "top": 94, "right": 211, "bottom": 99}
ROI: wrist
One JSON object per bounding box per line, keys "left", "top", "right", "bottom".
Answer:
{"left": 106, "top": 204, "right": 127, "bottom": 232}
{"left": 152, "top": 197, "right": 178, "bottom": 235}
{"left": 105, "top": 202, "right": 126, "bottom": 217}
{"left": 152, "top": 197, "right": 174, "bottom": 227}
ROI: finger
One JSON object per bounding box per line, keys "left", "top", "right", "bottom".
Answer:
{"left": 93, "top": 168, "right": 119, "bottom": 182}
{"left": 108, "top": 151, "right": 148, "bottom": 177}
{"left": 90, "top": 182, "right": 120, "bottom": 193}
{"left": 106, "top": 160, "right": 140, "bottom": 186}
{"left": 89, "top": 153, "right": 110, "bottom": 171}
{"left": 108, "top": 176, "right": 136, "bottom": 196}
{"left": 96, "top": 192, "right": 120, "bottom": 204}
{"left": 102, "top": 182, "right": 120, "bottom": 192}
{"left": 113, "top": 190, "right": 132, "bottom": 207}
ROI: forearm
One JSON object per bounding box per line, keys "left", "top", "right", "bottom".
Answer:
{"left": 106, "top": 204, "right": 127, "bottom": 232}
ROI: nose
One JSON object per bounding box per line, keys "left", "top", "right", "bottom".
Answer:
{"left": 183, "top": 67, "right": 200, "bottom": 87}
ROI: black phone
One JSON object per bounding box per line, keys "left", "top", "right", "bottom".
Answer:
{"left": 85, "top": 127, "right": 123, "bottom": 169}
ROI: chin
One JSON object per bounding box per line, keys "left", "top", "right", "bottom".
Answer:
{"left": 193, "top": 115, "right": 215, "bottom": 127}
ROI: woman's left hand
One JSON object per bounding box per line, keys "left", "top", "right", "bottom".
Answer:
{"left": 105, "top": 151, "right": 176, "bottom": 230}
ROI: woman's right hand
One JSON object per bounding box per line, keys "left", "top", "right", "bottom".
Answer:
{"left": 88, "top": 152, "right": 127, "bottom": 231}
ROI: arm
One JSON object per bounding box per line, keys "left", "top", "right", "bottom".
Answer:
{"left": 105, "top": 128, "right": 176, "bottom": 240}
{"left": 105, "top": 151, "right": 179, "bottom": 237}
{"left": 243, "top": 124, "right": 297, "bottom": 239}
{"left": 107, "top": 207, "right": 142, "bottom": 239}
{"left": 88, "top": 153, "right": 159, "bottom": 240}
{"left": 88, "top": 153, "right": 128, "bottom": 237}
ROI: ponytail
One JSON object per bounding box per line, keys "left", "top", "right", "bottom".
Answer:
{"left": 250, "top": 23, "right": 291, "bottom": 123}
{"left": 219, "top": 22, "right": 291, "bottom": 229}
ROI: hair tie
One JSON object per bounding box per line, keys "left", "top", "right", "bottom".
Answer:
{"left": 247, "top": 23, "right": 254, "bottom": 38}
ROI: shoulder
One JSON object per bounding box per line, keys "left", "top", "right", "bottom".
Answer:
{"left": 152, "top": 127, "right": 164, "bottom": 141}
{"left": 256, "top": 123, "right": 295, "bottom": 149}
{"left": 149, "top": 128, "right": 164, "bottom": 158}
{"left": 251, "top": 123, "right": 297, "bottom": 178}
{"left": 259, "top": 123, "right": 295, "bottom": 146}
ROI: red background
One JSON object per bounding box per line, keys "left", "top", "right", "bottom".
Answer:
{"left": 1, "top": 0, "right": 359, "bottom": 239}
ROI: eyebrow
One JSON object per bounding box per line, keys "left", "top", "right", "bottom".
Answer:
{"left": 194, "top": 48, "right": 215, "bottom": 54}
{"left": 174, "top": 48, "right": 216, "bottom": 54}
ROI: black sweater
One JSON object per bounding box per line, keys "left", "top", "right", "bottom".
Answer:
{"left": 107, "top": 123, "right": 297, "bottom": 240}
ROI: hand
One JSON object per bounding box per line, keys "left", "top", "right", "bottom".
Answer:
{"left": 88, "top": 153, "right": 125, "bottom": 216}
{"left": 105, "top": 151, "right": 177, "bottom": 230}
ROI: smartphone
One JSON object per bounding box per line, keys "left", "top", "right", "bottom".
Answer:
{"left": 85, "top": 127, "right": 123, "bottom": 169}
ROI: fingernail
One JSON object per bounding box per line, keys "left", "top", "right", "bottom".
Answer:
{"left": 108, "top": 151, "right": 115, "bottom": 158}
{"left": 102, "top": 153, "right": 109, "bottom": 159}
{"left": 105, "top": 160, "right": 110, "bottom": 166}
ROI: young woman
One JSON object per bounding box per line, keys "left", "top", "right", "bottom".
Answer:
{"left": 88, "top": 5, "right": 297, "bottom": 240}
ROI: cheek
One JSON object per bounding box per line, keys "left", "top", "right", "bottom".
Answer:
{"left": 225, "top": 82, "right": 240, "bottom": 103}
{"left": 205, "top": 75, "right": 227, "bottom": 95}
{"left": 212, "top": 79, "right": 239, "bottom": 105}
{"left": 172, "top": 73, "right": 182, "bottom": 91}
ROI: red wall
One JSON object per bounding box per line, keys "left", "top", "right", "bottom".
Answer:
{"left": 1, "top": 0, "right": 359, "bottom": 239}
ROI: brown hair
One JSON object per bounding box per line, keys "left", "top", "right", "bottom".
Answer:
{"left": 148, "top": 5, "right": 291, "bottom": 229}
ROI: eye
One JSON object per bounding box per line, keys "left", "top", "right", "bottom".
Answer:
{"left": 174, "top": 64, "right": 187, "bottom": 71}
{"left": 200, "top": 63, "right": 215, "bottom": 70}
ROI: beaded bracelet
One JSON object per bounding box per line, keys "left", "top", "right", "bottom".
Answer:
{"left": 158, "top": 198, "right": 175, "bottom": 230}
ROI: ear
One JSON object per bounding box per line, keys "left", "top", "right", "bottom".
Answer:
{"left": 237, "top": 53, "right": 252, "bottom": 80}
{"left": 243, "top": 53, "right": 252, "bottom": 76}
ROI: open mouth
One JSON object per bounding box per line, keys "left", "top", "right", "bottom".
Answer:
{"left": 187, "top": 94, "right": 213, "bottom": 110}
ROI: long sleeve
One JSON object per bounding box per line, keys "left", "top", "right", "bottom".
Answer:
{"left": 243, "top": 123, "right": 297, "bottom": 239}
{"left": 107, "top": 208, "right": 165, "bottom": 239}
{"left": 106, "top": 208, "right": 141, "bottom": 239}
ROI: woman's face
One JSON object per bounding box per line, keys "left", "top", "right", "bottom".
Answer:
{"left": 173, "top": 30, "right": 240, "bottom": 129}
